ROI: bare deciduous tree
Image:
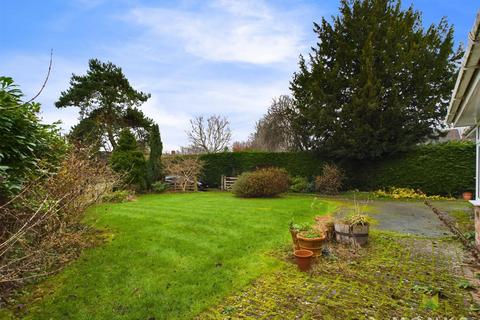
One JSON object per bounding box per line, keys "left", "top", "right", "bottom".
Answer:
{"left": 186, "top": 115, "right": 232, "bottom": 153}
{"left": 249, "top": 95, "right": 299, "bottom": 152}
{"left": 163, "top": 155, "right": 204, "bottom": 192}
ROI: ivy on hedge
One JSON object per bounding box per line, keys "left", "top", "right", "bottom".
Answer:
{"left": 199, "top": 142, "right": 475, "bottom": 196}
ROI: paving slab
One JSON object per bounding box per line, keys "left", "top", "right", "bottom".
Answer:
{"left": 366, "top": 200, "right": 452, "bottom": 237}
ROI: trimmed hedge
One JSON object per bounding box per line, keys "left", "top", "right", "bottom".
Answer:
{"left": 199, "top": 142, "right": 475, "bottom": 196}
{"left": 350, "top": 142, "right": 475, "bottom": 196}
{"left": 200, "top": 152, "right": 326, "bottom": 188}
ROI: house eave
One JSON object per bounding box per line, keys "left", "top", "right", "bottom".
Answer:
{"left": 446, "top": 11, "right": 480, "bottom": 127}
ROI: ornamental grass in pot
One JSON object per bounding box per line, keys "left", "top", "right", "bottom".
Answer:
{"left": 334, "top": 213, "right": 371, "bottom": 247}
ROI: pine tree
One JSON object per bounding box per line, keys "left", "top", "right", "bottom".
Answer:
{"left": 289, "top": 0, "right": 463, "bottom": 159}
{"left": 147, "top": 124, "right": 163, "bottom": 188}
{"left": 56, "top": 59, "right": 153, "bottom": 151}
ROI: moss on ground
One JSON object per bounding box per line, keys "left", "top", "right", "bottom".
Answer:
{"left": 199, "top": 231, "right": 476, "bottom": 319}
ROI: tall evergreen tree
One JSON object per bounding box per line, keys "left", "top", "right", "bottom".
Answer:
{"left": 56, "top": 59, "right": 153, "bottom": 151}
{"left": 289, "top": 0, "right": 463, "bottom": 159}
{"left": 147, "top": 124, "right": 163, "bottom": 188}
{"left": 110, "top": 129, "right": 147, "bottom": 190}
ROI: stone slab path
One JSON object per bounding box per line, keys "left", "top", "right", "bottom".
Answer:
{"left": 366, "top": 200, "right": 452, "bottom": 237}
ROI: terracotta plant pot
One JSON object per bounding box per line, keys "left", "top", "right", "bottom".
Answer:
{"left": 296, "top": 232, "right": 326, "bottom": 257}
{"left": 289, "top": 229, "right": 300, "bottom": 250}
{"left": 294, "top": 249, "right": 314, "bottom": 272}
{"left": 463, "top": 192, "right": 473, "bottom": 201}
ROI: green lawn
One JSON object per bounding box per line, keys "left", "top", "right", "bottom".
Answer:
{"left": 14, "top": 192, "right": 336, "bottom": 319}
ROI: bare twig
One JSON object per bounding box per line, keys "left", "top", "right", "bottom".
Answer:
{"left": 24, "top": 49, "right": 53, "bottom": 104}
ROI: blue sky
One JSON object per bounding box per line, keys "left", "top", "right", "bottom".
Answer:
{"left": 2, "top": 0, "right": 478, "bottom": 151}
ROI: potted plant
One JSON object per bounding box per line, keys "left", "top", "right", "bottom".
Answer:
{"left": 296, "top": 228, "right": 326, "bottom": 257}
{"left": 288, "top": 221, "right": 310, "bottom": 250}
{"left": 334, "top": 213, "right": 370, "bottom": 247}
{"left": 293, "top": 249, "right": 314, "bottom": 272}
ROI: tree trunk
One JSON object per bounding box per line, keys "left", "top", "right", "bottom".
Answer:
{"left": 107, "top": 127, "right": 117, "bottom": 150}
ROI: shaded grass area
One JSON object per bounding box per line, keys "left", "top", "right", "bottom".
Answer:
{"left": 200, "top": 231, "right": 476, "bottom": 319}
{"left": 431, "top": 200, "right": 474, "bottom": 235}
{"left": 3, "top": 192, "right": 336, "bottom": 320}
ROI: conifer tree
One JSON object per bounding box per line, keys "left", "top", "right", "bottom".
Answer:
{"left": 110, "top": 129, "right": 147, "bottom": 190}
{"left": 147, "top": 124, "right": 163, "bottom": 188}
{"left": 56, "top": 59, "right": 152, "bottom": 151}
{"left": 290, "top": 0, "right": 463, "bottom": 159}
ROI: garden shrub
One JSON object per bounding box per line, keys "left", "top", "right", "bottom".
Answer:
{"left": 102, "top": 190, "right": 134, "bottom": 203}
{"left": 374, "top": 187, "right": 453, "bottom": 200}
{"left": 1, "top": 147, "right": 119, "bottom": 300}
{"left": 152, "top": 181, "right": 169, "bottom": 193}
{"left": 315, "top": 164, "right": 344, "bottom": 194}
{"left": 0, "top": 77, "right": 67, "bottom": 198}
{"left": 232, "top": 167, "right": 290, "bottom": 198}
{"left": 289, "top": 176, "right": 309, "bottom": 193}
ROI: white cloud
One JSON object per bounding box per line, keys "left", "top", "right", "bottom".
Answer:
{"left": 3, "top": 1, "right": 328, "bottom": 151}
{"left": 122, "top": 0, "right": 306, "bottom": 64}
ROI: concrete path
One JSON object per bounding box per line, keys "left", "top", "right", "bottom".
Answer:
{"left": 366, "top": 200, "right": 452, "bottom": 237}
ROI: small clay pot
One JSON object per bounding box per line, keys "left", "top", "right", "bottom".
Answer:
{"left": 463, "top": 192, "right": 473, "bottom": 201}
{"left": 294, "top": 249, "right": 314, "bottom": 272}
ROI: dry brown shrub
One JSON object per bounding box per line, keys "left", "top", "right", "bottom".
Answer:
{"left": 315, "top": 164, "right": 344, "bottom": 195}
{"left": 232, "top": 167, "right": 290, "bottom": 198}
{"left": 0, "top": 147, "right": 120, "bottom": 304}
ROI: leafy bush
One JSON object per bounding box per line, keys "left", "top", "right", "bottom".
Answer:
{"left": 110, "top": 129, "right": 147, "bottom": 191}
{"left": 289, "top": 176, "right": 309, "bottom": 193}
{"left": 0, "top": 77, "right": 67, "bottom": 198}
{"left": 102, "top": 190, "right": 133, "bottom": 203}
{"left": 315, "top": 164, "right": 344, "bottom": 194}
{"left": 152, "top": 181, "right": 168, "bottom": 193}
{"left": 232, "top": 167, "right": 290, "bottom": 198}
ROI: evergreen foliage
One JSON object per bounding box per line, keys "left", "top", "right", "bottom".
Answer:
{"left": 56, "top": 59, "right": 153, "bottom": 151}
{"left": 198, "top": 142, "right": 475, "bottom": 196}
{"left": 147, "top": 124, "right": 163, "bottom": 188}
{"left": 110, "top": 129, "right": 147, "bottom": 190}
{"left": 289, "top": 0, "right": 462, "bottom": 159}
{"left": 0, "top": 77, "right": 66, "bottom": 197}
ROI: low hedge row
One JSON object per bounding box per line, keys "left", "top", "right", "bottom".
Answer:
{"left": 199, "top": 142, "right": 475, "bottom": 196}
